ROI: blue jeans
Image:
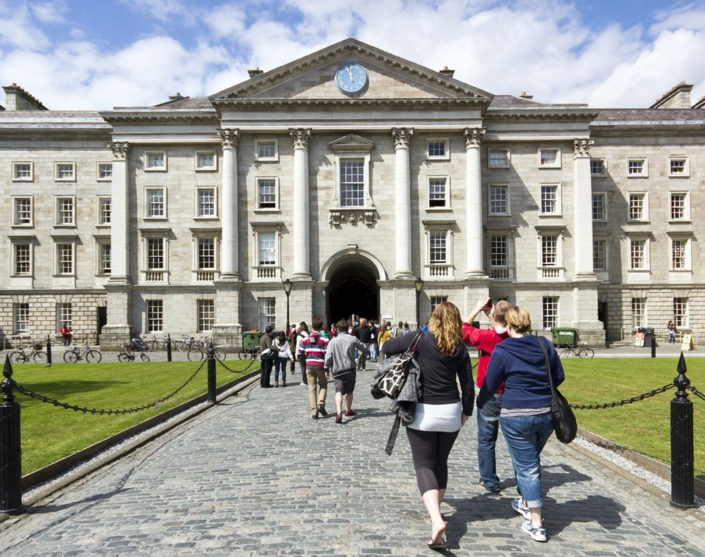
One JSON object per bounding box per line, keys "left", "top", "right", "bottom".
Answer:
{"left": 500, "top": 412, "right": 553, "bottom": 508}
{"left": 477, "top": 393, "right": 503, "bottom": 491}
{"left": 368, "top": 342, "right": 378, "bottom": 362}
{"left": 274, "top": 357, "right": 287, "bottom": 383}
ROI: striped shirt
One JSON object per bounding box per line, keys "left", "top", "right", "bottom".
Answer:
{"left": 298, "top": 331, "right": 329, "bottom": 368}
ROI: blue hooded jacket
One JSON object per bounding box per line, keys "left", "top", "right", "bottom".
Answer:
{"left": 476, "top": 335, "right": 564, "bottom": 410}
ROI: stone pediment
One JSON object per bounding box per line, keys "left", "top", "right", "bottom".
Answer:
{"left": 329, "top": 133, "right": 375, "bottom": 152}
{"left": 210, "top": 38, "right": 492, "bottom": 107}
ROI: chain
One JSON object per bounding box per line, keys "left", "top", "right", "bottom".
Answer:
{"left": 570, "top": 383, "right": 675, "bottom": 410}
{"left": 15, "top": 360, "right": 206, "bottom": 415}
{"left": 687, "top": 384, "right": 705, "bottom": 402}
{"left": 216, "top": 356, "right": 259, "bottom": 375}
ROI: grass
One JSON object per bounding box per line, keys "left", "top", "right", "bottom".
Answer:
{"left": 8, "top": 358, "right": 259, "bottom": 475}
{"left": 560, "top": 356, "right": 705, "bottom": 479}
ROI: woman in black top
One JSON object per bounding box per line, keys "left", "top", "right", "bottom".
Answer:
{"left": 383, "top": 302, "right": 474, "bottom": 549}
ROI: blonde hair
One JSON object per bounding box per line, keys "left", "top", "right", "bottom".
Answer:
{"left": 492, "top": 300, "right": 512, "bottom": 325}
{"left": 505, "top": 306, "right": 532, "bottom": 334}
{"left": 428, "top": 301, "right": 462, "bottom": 356}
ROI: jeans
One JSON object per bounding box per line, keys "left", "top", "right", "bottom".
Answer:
{"left": 368, "top": 342, "right": 378, "bottom": 362}
{"left": 477, "top": 392, "right": 503, "bottom": 491}
{"left": 500, "top": 412, "right": 553, "bottom": 508}
{"left": 274, "top": 357, "right": 287, "bottom": 383}
{"left": 357, "top": 345, "right": 368, "bottom": 370}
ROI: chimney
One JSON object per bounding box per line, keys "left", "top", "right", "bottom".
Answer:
{"left": 650, "top": 81, "right": 693, "bottom": 109}
{"left": 248, "top": 68, "right": 264, "bottom": 78}
{"left": 168, "top": 92, "right": 185, "bottom": 101}
{"left": 439, "top": 66, "right": 455, "bottom": 78}
{"left": 519, "top": 91, "right": 534, "bottom": 100}
{"left": 2, "top": 83, "right": 48, "bottom": 111}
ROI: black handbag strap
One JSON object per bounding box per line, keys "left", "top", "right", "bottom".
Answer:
{"left": 385, "top": 415, "right": 401, "bottom": 456}
{"left": 537, "top": 337, "right": 557, "bottom": 396}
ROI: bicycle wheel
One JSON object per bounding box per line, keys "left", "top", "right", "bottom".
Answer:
{"left": 214, "top": 347, "right": 226, "bottom": 361}
{"left": 248, "top": 349, "right": 258, "bottom": 359}
{"left": 559, "top": 347, "right": 575, "bottom": 358}
{"left": 9, "top": 351, "right": 26, "bottom": 364}
{"left": 177, "top": 340, "right": 189, "bottom": 352}
{"left": 140, "top": 352, "right": 150, "bottom": 362}
{"left": 187, "top": 348, "right": 204, "bottom": 361}
{"left": 86, "top": 349, "right": 102, "bottom": 363}
{"left": 32, "top": 351, "right": 47, "bottom": 364}
{"left": 64, "top": 350, "right": 78, "bottom": 363}
{"left": 118, "top": 352, "right": 131, "bottom": 363}
{"left": 579, "top": 346, "right": 594, "bottom": 358}
{"left": 238, "top": 350, "right": 247, "bottom": 360}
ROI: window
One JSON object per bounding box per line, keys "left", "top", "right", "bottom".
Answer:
{"left": 97, "top": 163, "right": 112, "bottom": 180}
{"left": 97, "top": 241, "right": 111, "bottom": 275}
{"left": 669, "top": 157, "right": 689, "bottom": 177}
{"left": 538, "top": 149, "right": 560, "bottom": 168}
{"left": 671, "top": 238, "right": 690, "bottom": 270}
{"left": 628, "top": 193, "right": 648, "bottom": 221}
{"left": 13, "top": 242, "right": 31, "bottom": 275}
{"left": 669, "top": 192, "right": 689, "bottom": 221}
{"left": 147, "top": 238, "right": 165, "bottom": 270}
{"left": 489, "top": 185, "right": 509, "bottom": 215}
{"left": 257, "top": 178, "right": 277, "bottom": 209}
{"left": 427, "top": 139, "right": 449, "bottom": 160}
{"left": 429, "top": 231, "right": 447, "bottom": 264}
{"left": 430, "top": 296, "right": 448, "bottom": 313}
{"left": 146, "top": 300, "right": 163, "bottom": 333}
{"left": 541, "top": 235, "right": 558, "bottom": 267}
{"left": 13, "top": 197, "right": 32, "bottom": 226}
{"left": 195, "top": 151, "right": 216, "bottom": 171}
{"left": 592, "top": 193, "right": 606, "bottom": 221}
{"left": 55, "top": 197, "right": 75, "bottom": 225}
{"left": 629, "top": 238, "right": 647, "bottom": 270}
{"left": 56, "top": 303, "right": 72, "bottom": 332}
{"left": 542, "top": 297, "right": 558, "bottom": 329}
{"left": 339, "top": 159, "right": 364, "bottom": 207}
{"left": 197, "top": 299, "right": 215, "bottom": 332}
{"left": 255, "top": 139, "right": 278, "bottom": 161}
{"left": 428, "top": 177, "right": 449, "bottom": 208}
{"left": 488, "top": 149, "right": 509, "bottom": 168}
{"left": 14, "top": 303, "right": 29, "bottom": 334}
{"left": 56, "top": 242, "right": 74, "bottom": 275}
{"left": 540, "top": 185, "right": 560, "bottom": 215}
{"left": 13, "top": 162, "right": 33, "bottom": 181}
{"left": 258, "top": 298, "right": 276, "bottom": 332}
{"left": 627, "top": 158, "right": 647, "bottom": 177}
{"left": 198, "top": 238, "right": 216, "bottom": 270}
{"left": 196, "top": 187, "right": 216, "bottom": 217}
{"left": 258, "top": 231, "right": 276, "bottom": 266}
{"left": 674, "top": 298, "right": 688, "bottom": 328}
{"left": 631, "top": 298, "right": 645, "bottom": 328}
{"left": 145, "top": 152, "right": 166, "bottom": 171}
{"left": 593, "top": 239, "right": 606, "bottom": 271}
{"left": 146, "top": 188, "right": 166, "bottom": 218}
{"left": 55, "top": 162, "right": 76, "bottom": 181}
{"left": 590, "top": 159, "right": 605, "bottom": 177}
{"left": 97, "top": 197, "right": 111, "bottom": 225}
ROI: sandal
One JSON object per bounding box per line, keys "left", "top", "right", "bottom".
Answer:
{"left": 427, "top": 523, "right": 447, "bottom": 550}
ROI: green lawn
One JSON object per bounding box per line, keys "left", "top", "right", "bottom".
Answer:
{"left": 9, "top": 358, "right": 258, "bottom": 475}
{"left": 559, "top": 356, "right": 705, "bottom": 478}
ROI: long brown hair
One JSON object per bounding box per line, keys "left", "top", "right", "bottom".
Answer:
{"left": 428, "top": 301, "right": 462, "bottom": 356}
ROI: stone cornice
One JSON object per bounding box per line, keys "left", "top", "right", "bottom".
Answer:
{"left": 487, "top": 107, "right": 599, "bottom": 121}
{"left": 215, "top": 97, "right": 489, "bottom": 110}
{"left": 100, "top": 109, "right": 217, "bottom": 124}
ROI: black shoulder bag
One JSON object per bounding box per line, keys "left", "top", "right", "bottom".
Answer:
{"left": 538, "top": 337, "right": 577, "bottom": 444}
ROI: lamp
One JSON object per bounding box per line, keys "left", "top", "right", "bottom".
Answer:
{"left": 414, "top": 277, "right": 424, "bottom": 329}
{"left": 282, "top": 278, "right": 292, "bottom": 333}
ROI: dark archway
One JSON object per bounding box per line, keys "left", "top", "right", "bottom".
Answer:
{"left": 327, "top": 259, "right": 379, "bottom": 324}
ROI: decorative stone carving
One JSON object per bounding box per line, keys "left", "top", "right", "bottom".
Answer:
{"left": 329, "top": 209, "right": 377, "bottom": 226}
{"left": 108, "top": 142, "right": 128, "bottom": 160}
{"left": 463, "top": 127, "right": 485, "bottom": 149}
{"left": 218, "top": 128, "right": 240, "bottom": 149}
{"left": 392, "top": 127, "right": 414, "bottom": 149}
{"left": 574, "top": 138, "right": 594, "bottom": 158}
{"left": 290, "top": 128, "right": 311, "bottom": 150}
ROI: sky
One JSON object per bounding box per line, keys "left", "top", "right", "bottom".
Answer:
{"left": 1, "top": 0, "right": 704, "bottom": 110}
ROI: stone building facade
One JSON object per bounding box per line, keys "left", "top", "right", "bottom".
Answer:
{"left": 1, "top": 39, "right": 703, "bottom": 348}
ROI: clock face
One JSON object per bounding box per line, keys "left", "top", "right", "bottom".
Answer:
{"left": 335, "top": 63, "right": 368, "bottom": 95}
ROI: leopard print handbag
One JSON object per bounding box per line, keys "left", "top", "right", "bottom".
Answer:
{"left": 370, "top": 331, "right": 423, "bottom": 399}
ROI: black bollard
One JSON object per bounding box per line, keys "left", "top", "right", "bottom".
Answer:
{"left": 651, "top": 334, "right": 656, "bottom": 358}
{"left": 46, "top": 335, "right": 52, "bottom": 367}
{"left": 0, "top": 355, "right": 23, "bottom": 514}
{"left": 166, "top": 334, "right": 172, "bottom": 362}
{"left": 207, "top": 343, "right": 216, "bottom": 404}
{"left": 670, "top": 352, "right": 695, "bottom": 508}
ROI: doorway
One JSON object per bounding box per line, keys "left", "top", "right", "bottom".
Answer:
{"left": 326, "top": 258, "right": 379, "bottom": 323}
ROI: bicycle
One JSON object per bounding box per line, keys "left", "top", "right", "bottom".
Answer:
{"left": 9, "top": 342, "right": 47, "bottom": 364}
{"left": 175, "top": 335, "right": 198, "bottom": 352}
{"left": 237, "top": 347, "right": 259, "bottom": 359}
{"left": 118, "top": 346, "right": 150, "bottom": 362}
{"left": 187, "top": 340, "right": 226, "bottom": 361}
{"left": 64, "top": 344, "right": 102, "bottom": 363}
{"left": 559, "top": 343, "right": 595, "bottom": 358}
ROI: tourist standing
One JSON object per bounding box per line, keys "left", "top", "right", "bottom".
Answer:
{"left": 354, "top": 317, "right": 372, "bottom": 370}
{"left": 298, "top": 317, "right": 330, "bottom": 419}
{"left": 295, "top": 322, "right": 309, "bottom": 386}
{"left": 325, "top": 319, "right": 366, "bottom": 423}
{"left": 368, "top": 320, "right": 379, "bottom": 362}
{"left": 667, "top": 320, "right": 677, "bottom": 344}
{"left": 377, "top": 321, "right": 394, "bottom": 357}
{"left": 273, "top": 332, "right": 293, "bottom": 387}
{"left": 259, "top": 325, "right": 275, "bottom": 388}
{"left": 60, "top": 323, "right": 72, "bottom": 346}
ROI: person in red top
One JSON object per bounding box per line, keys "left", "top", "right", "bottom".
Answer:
{"left": 462, "top": 296, "right": 512, "bottom": 494}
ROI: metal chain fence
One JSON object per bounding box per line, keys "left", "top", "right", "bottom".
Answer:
{"left": 215, "top": 356, "right": 259, "bottom": 375}
{"left": 569, "top": 383, "right": 676, "bottom": 410}
{"left": 688, "top": 384, "right": 705, "bottom": 402}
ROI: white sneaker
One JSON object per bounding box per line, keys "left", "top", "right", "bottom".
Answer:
{"left": 522, "top": 521, "right": 547, "bottom": 542}
{"left": 511, "top": 497, "right": 531, "bottom": 520}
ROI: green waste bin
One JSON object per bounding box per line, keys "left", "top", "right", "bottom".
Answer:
{"left": 242, "top": 331, "right": 262, "bottom": 352}
{"left": 551, "top": 327, "right": 577, "bottom": 347}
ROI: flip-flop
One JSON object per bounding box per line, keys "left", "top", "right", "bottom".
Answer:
{"left": 427, "top": 535, "right": 447, "bottom": 550}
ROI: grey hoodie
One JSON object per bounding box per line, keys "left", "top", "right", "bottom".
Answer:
{"left": 324, "top": 333, "right": 366, "bottom": 377}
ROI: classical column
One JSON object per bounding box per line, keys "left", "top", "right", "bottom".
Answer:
{"left": 464, "top": 128, "right": 486, "bottom": 278}
{"left": 290, "top": 128, "right": 311, "bottom": 280}
{"left": 218, "top": 128, "right": 240, "bottom": 279}
{"left": 574, "top": 138, "right": 595, "bottom": 279}
{"left": 392, "top": 127, "right": 414, "bottom": 279}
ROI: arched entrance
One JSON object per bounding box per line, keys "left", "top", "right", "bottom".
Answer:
{"left": 326, "top": 257, "right": 379, "bottom": 323}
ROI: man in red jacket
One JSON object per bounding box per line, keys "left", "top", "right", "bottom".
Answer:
{"left": 462, "top": 296, "right": 512, "bottom": 494}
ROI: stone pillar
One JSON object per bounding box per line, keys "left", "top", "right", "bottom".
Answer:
{"left": 574, "top": 138, "right": 595, "bottom": 279}
{"left": 290, "top": 128, "right": 311, "bottom": 280}
{"left": 218, "top": 128, "right": 240, "bottom": 279}
{"left": 464, "top": 128, "right": 486, "bottom": 278}
{"left": 392, "top": 128, "right": 414, "bottom": 279}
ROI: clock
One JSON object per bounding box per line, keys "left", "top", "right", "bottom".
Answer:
{"left": 335, "top": 63, "right": 368, "bottom": 95}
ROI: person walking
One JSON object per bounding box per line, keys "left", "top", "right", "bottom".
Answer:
{"left": 377, "top": 321, "right": 394, "bottom": 358}
{"left": 259, "top": 325, "right": 276, "bottom": 388}
{"left": 295, "top": 322, "right": 309, "bottom": 386}
{"left": 354, "top": 317, "right": 372, "bottom": 371}
{"left": 476, "top": 306, "right": 565, "bottom": 543}
{"left": 273, "top": 332, "right": 293, "bottom": 387}
{"left": 287, "top": 323, "right": 298, "bottom": 377}
{"left": 382, "top": 302, "right": 474, "bottom": 550}
{"left": 325, "top": 318, "right": 366, "bottom": 424}
{"left": 462, "top": 296, "right": 512, "bottom": 494}
{"left": 368, "top": 320, "right": 379, "bottom": 362}
{"left": 298, "top": 317, "right": 330, "bottom": 419}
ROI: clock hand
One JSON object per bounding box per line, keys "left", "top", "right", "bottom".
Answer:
{"left": 346, "top": 66, "right": 354, "bottom": 82}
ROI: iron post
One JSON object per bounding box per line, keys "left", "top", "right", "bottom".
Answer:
{"left": 0, "top": 355, "right": 23, "bottom": 514}
{"left": 414, "top": 277, "right": 424, "bottom": 329}
{"left": 166, "top": 334, "right": 172, "bottom": 362}
{"left": 651, "top": 334, "right": 656, "bottom": 358}
{"left": 282, "top": 278, "right": 292, "bottom": 334}
{"left": 670, "top": 352, "right": 695, "bottom": 508}
{"left": 207, "top": 343, "right": 216, "bottom": 404}
{"left": 46, "top": 335, "right": 52, "bottom": 367}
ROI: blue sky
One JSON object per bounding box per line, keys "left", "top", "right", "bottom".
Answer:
{"left": 1, "top": 0, "right": 704, "bottom": 110}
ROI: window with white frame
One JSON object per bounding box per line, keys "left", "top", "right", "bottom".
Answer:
{"left": 258, "top": 298, "right": 276, "bottom": 332}
{"left": 258, "top": 231, "right": 276, "bottom": 266}
{"left": 196, "top": 187, "right": 216, "bottom": 217}
{"left": 97, "top": 241, "right": 111, "bottom": 275}
{"left": 255, "top": 139, "right": 278, "bottom": 161}
{"left": 540, "top": 184, "right": 560, "bottom": 215}
{"left": 629, "top": 238, "right": 648, "bottom": 270}
{"left": 631, "top": 298, "right": 645, "bottom": 328}
{"left": 490, "top": 235, "right": 508, "bottom": 269}
{"left": 489, "top": 185, "right": 509, "bottom": 215}
{"left": 430, "top": 296, "right": 448, "bottom": 313}
{"left": 146, "top": 300, "right": 163, "bottom": 332}
{"left": 428, "top": 177, "right": 449, "bottom": 208}
{"left": 339, "top": 159, "right": 365, "bottom": 207}
{"left": 590, "top": 159, "right": 605, "bottom": 177}
{"left": 593, "top": 239, "right": 606, "bottom": 271}
{"left": 673, "top": 297, "right": 688, "bottom": 328}
{"left": 145, "top": 152, "right": 166, "bottom": 171}
{"left": 55, "top": 162, "right": 76, "bottom": 181}
{"left": 542, "top": 297, "right": 558, "bottom": 329}
{"left": 538, "top": 148, "right": 560, "bottom": 168}
{"left": 195, "top": 151, "right": 216, "bottom": 171}
{"left": 197, "top": 237, "right": 216, "bottom": 270}
{"left": 97, "top": 197, "right": 111, "bottom": 225}
{"left": 592, "top": 193, "right": 606, "bottom": 221}
{"left": 627, "top": 158, "right": 647, "bottom": 177}
{"left": 97, "top": 162, "right": 112, "bottom": 180}
{"left": 429, "top": 230, "right": 448, "bottom": 264}
{"left": 55, "top": 242, "right": 75, "bottom": 275}
{"left": 257, "top": 178, "right": 278, "bottom": 209}
{"left": 13, "top": 242, "right": 32, "bottom": 275}
{"left": 541, "top": 235, "right": 558, "bottom": 267}
{"left": 13, "top": 197, "right": 32, "bottom": 226}
{"left": 671, "top": 238, "right": 690, "bottom": 270}
{"left": 197, "top": 299, "right": 215, "bottom": 332}
{"left": 488, "top": 149, "right": 509, "bottom": 168}
{"left": 669, "top": 157, "right": 689, "bottom": 177}
{"left": 146, "top": 187, "right": 166, "bottom": 218}
{"left": 427, "top": 139, "right": 449, "bottom": 160}
{"left": 12, "top": 162, "right": 33, "bottom": 181}
{"left": 146, "top": 237, "right": 166, "bottom": 270}
{"left": 55, "top": 197, "right": 75, "bottom": 225}
{"left": 628, "top": 193, "right": 648, "bottom": 221}
{"left": 56, "top": 303, "right": 72, "bottom": 332}
{"left": 669, "top": 192, "right": 689, "bottom": 221}
{"left": 14, "top": 303, "right": 29, "bottom": 334}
